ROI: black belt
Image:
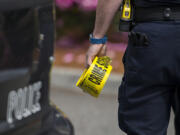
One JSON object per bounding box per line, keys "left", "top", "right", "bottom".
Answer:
{"left": 134, "top": 6, "right": 180, "bottom": 22}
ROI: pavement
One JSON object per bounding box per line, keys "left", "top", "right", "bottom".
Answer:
{"left": 50, "top": 67, "right": 175, "bottom": 135}
{"left": 51, "top": 67, "right": 123, "bottom": 96}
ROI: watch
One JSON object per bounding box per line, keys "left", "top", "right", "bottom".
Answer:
{"left": 89, "top": 34, "right": 108, "bottom": 44}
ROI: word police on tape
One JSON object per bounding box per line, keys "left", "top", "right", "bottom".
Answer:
{"left": 76, "top": 56, "right": 112, "bottom": 97}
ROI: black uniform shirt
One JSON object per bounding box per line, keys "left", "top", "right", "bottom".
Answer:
{"left": 135, "top": 0, "right": 180, "bottom": 7}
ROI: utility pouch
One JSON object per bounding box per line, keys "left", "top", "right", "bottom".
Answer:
{"left": 128, "top": 32, "right": 149, "bottom": 47}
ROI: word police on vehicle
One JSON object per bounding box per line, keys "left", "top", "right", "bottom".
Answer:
{"left": 7, "top": 81, "right": 42, "bottom": 124}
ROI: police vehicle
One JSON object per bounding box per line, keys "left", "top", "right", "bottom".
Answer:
{"left": 0, "top": 0, "right": 74, "bottom": 135}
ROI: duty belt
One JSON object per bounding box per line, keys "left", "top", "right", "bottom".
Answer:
{"left": 134, "top": 6, "right": 180, "bottom": 22}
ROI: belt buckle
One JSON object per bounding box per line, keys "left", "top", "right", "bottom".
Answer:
{"left": 163, "top": 7, "right": 171, "bottom": 20}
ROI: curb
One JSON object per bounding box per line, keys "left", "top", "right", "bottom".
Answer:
{"left": 51, "top": 67, "right": 123, "bottom": 96}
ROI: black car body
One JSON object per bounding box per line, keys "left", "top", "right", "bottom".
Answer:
{"left": 0, "top": 1, "right": 74, "bottom": 135}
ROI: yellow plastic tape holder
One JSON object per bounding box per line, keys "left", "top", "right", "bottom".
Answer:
{"left": 76, "top": 56, "right": 112, "bottom": 98}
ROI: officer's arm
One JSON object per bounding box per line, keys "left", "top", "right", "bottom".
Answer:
{"left": 86, "top": 0, "right": 122, "bottom": 67}
{"left": 93, "top": 0, "right": 122, "bottom": 38}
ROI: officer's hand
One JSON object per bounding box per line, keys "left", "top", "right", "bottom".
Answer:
{"left": 86, "top": 44, "right": 107, "bottom": 68}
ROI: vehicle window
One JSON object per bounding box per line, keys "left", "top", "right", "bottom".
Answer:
{"left": 0, "top": 9, "right": 39, "bottom": 71}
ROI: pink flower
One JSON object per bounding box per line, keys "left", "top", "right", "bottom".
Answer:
{"left": 63, "top": 53, "right": 74, "bottom": 63}
{"left": 107, "top": 42, "right": 127, "bottom": 52}
{"left": 55, "top": 0, "right": 98, "bottom": 11}
{"left": 56, "top": 36, "right": 75, "bottom": 48}
{"left": 56, "top": 0, "right": 73, "bottom": 10}
{"left": 74, "top": 0, "right": 97, "bottom": 11}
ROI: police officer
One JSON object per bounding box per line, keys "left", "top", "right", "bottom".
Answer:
{"left": 86, "top": 0, "right": 180, "bottom": 135}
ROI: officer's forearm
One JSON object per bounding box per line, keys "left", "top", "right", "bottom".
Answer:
{"left": 93, "top": 0, "right": 122, "bottom": 38}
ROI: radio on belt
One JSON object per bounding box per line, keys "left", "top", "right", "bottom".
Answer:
{"left": 119, "top": 0, "right": 133, "bottom": 32}
{"left": 76, "top": 56, "right": 112, "bottom": 97}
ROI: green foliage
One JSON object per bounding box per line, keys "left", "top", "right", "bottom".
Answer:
{"left": 56, "top": 7, "right": 95, "bottom": 40}
{"left": 56, "top": 6, "right": 125, "bottom": 43}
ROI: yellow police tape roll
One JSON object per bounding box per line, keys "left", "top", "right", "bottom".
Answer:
{"left": 76, "top": 56, "right": 112, "bottom": 97}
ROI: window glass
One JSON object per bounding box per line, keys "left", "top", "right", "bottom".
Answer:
{"left": 0, "top": 9, "right": 39, "bottom": 71}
